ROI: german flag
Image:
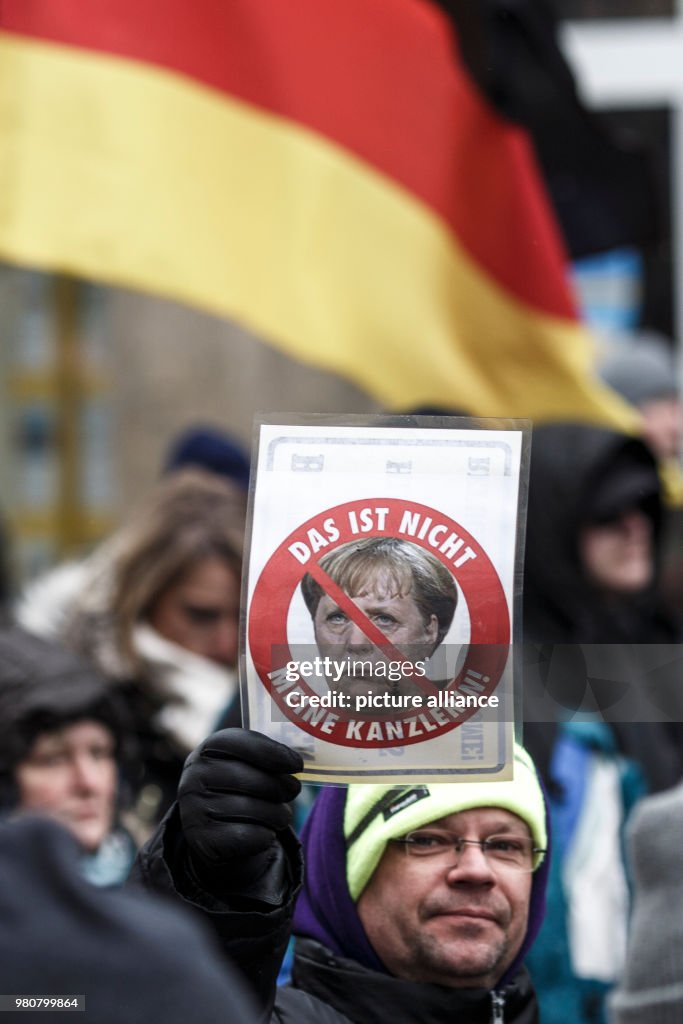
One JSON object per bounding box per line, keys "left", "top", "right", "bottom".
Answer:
{"left": 0, "top": 0, "right": 635, "bottom": 424}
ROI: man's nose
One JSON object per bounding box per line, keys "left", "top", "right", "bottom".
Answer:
{"left": 445, "top": 842, "right": 496, "bottom": 886}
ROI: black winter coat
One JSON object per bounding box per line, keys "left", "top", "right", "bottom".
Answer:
{"left": 276, "top": 939, "right": 538, "bottom": 1024}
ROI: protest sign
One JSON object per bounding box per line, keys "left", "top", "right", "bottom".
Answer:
{"left": 242, "top": 416, "right": 528, "bottom": 783}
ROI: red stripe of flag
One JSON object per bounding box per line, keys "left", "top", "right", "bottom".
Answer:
{"left": 0, "top": 0, "right": 575, "bottom": 318}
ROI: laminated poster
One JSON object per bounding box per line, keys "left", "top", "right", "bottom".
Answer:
{"left": 241, "top": 416, "right": 528, "bottom": 784}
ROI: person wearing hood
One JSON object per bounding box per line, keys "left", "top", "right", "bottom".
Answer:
{"left": 599, "top": 331, "right": 683, "bottom": 612}
{"left": 522, "top": 424, "right": 683, "bottom": 1024}
{"left": 134, "top": 728, "right": 549, "bottom": 1023}
{"left": 522, "top": 424, "right": 674, "bottom": 646}
{"left": 17, "top": 468, "right": 247, "bottom": 837}
{"left": 0, "top": 626, "right": 135, "bottom": 886}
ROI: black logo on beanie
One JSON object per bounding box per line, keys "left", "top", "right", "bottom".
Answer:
{"left": 382, "top": 787, "right": 430, "bottom": 821}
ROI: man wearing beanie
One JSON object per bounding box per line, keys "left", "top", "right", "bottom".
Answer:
{"left": 135, "top": 729, "right": 549, "bottom": 1022}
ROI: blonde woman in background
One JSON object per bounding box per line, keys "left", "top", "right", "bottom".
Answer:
{"left": 18, "top": 469, "right": 247, "bottom": 837}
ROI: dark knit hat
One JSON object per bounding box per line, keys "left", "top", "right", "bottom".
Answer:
{"left": 0, "top": 817, "right": 256, "bottom": 1023}
{"left": 164, "top": 426, "right": 251, "bottom": 489}
{"left": 0, "top": 628, "right": 128, "bottom": 805}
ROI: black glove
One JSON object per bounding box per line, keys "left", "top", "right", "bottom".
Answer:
{"left": 177, "top": 729, "right": 303, "bottom": 903}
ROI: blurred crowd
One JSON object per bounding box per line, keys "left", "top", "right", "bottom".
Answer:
{"left": 1, "top": 4, "right": 683, "bottom": 1015}
{"left": 0, "top": 398, "right": 682, "bottom": 1023}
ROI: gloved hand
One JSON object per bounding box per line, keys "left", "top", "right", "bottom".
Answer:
{"left": 177, "top": 729, "right": 303, "bottom": 903}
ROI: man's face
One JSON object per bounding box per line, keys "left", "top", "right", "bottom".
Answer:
{"left": 148, "top": 554, "right": 240, "bottom": 668}
{"left": 312, "top": 577, "right": 438, "bottom": 701}
{"left": 357, "top": 807, "right": 532, "bottom": 989}
{"left": 15, "top": 720, "right": 117, "bottom": 852}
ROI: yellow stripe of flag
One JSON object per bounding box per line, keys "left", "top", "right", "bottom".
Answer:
{"left": 0, "top": 34, "right": 636, "bottom": 424}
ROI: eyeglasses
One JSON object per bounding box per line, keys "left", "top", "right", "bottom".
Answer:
{"left": 392, "top": 829, "right": 545, "bottom": 872}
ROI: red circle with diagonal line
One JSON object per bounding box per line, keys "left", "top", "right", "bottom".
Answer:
{"left": 248, "top": 498, "right": 509, "bottom": 747}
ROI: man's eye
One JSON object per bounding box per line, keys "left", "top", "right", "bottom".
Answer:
{"left": 485, "top": 837, "right": 524, "bottom": 854}
{"left": 374, "top": 614, "right": 397, "bottom": 627}
{"left": 409, "top": 832, "right": 448, "bottom": 848}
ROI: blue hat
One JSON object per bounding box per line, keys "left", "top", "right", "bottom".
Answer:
{"left": 164, "top": 426, "right": 250, "bottom": 489}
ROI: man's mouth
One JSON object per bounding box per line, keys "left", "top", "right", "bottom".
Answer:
{"left": 429, "top": 907, "right": 499, "bottom": 924}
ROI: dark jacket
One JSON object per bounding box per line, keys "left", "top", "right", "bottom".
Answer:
{"left": 275, "top": 939, "right": 538, "bottom": 1023}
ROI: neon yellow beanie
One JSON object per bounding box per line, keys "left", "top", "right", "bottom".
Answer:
{"left": 344, "top": 744, "right": 546, "bottom": 900}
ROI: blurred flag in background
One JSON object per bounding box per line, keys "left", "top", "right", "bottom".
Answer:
{"left": 0, "top": 0, "right": 635, "bottom": 425}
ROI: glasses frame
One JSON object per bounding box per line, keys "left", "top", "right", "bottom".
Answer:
{"left": 391, "top": 829, "right": 545, "bottom": 872}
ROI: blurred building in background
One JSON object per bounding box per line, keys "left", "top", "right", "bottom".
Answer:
{"left": 0, "top": 272, "right": 115, "bottom": 583}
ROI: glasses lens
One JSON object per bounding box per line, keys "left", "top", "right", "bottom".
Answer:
{"left": 402, "top": 830, "right": 453, "bottom": 855}
{"left": 483, "top": 835, "right": 535, "bottom": 870}
{"left": 402, "top": 830, "right": 537, "bottom": 871}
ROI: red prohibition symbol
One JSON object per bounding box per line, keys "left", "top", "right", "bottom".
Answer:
{"left": 248, "top": 498, "right": 510, "bottom": 747}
